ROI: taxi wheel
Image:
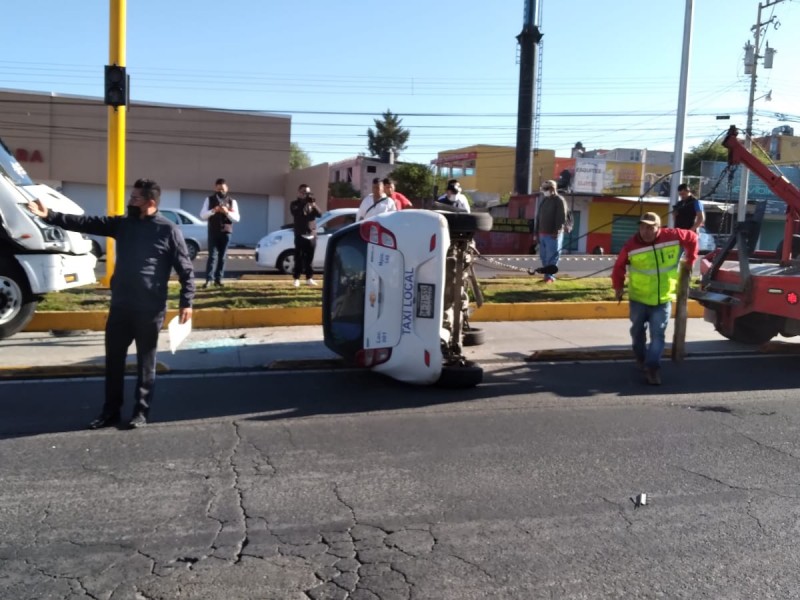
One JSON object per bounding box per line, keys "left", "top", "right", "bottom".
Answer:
{"left": 440, "top": 212, "right": 493, "bottom": 233}
{"left": 463, "top": 327, "right": 485, "bottom": 346}
{"left": 437, "top": 360, "right": 483, "bottom": 388}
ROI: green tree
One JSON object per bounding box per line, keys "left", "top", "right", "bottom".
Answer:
{"left": 289, "top": 143, "right": 312, "bottom": 170}
{"left": 683, "top": 137, "right": 770, "bottom": 176}
{"left": 367, "top": 110, "right": 410, "bottom": 161}
{"left": 388, "top": 163, "right": 435, "bottom": 202}
{"left": 328, "top": 181, "right": 360, "bottom": 198}
{"left": 683, "top": 140, "right": 728, "bottom": 176}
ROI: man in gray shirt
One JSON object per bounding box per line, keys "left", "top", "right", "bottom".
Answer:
{"left": 533, "top": 179, "right": 570, "bottom": 283}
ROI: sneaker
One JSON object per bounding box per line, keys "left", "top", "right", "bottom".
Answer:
{"left": 645, "top": 368, "right": 662, "bottom": 386}
{"left": 214, "top": 281, "right": 224, "bottom": 288}
{"left": 202, "top": 281, "right": 212, "bottom": 289}
{"left": 128, "top": 413, "right": 148, "bottom": 429}
{"left": 88, "top": 412, "right": 121, "bottom": 430}
{"left": 307, "top": 278, "right": 318, "bottom": 286}
{"left": 293, "top": 279, "right": 300, "bottom": 288}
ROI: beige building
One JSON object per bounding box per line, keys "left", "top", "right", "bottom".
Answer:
{"left": 0, "top": 89, "right": 327, "bottom": 246}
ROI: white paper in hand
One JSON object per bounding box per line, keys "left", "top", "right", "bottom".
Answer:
{"left": 167, "top": 316, "right": 192, "bottom": 354}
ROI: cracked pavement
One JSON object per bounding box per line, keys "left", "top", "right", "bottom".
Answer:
{"left": 4, "top": 359, "right": 800, "bottom": 598}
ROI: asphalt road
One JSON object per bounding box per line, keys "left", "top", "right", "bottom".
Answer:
{"left": 3, "top": 356, "right": 800, "bottom": 598}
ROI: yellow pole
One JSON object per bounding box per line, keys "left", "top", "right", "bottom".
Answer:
{"left": 103, "top": 0, "right": 126, "bottom": 286}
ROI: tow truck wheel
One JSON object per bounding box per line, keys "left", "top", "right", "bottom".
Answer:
{"left": 0, "top": 261, "right": 37, "bottom": 340}
{"left": 717, "top": 312, "right": 782, "bottom": 345}
{"left": 437, "top": 360, "right": 484, "bottom": 388}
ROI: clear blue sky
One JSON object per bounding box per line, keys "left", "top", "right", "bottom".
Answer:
{"left": 4, "top": 0, "right": 799, "bottom": 167}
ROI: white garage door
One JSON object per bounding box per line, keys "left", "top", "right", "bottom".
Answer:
{"left": 61, "top": 182, "right": 110, "bottom": 252}
{"left": 180, "top": 189, "right": 276, "bottom": 248}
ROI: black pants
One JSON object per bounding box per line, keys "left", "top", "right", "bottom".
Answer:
{"left": 103, "top": 306, "right": 165, "bottom": 418}
{"left": 206, "top": 231, "right": 231, "bottom": 283}
{"left": 293, "top": 235, "right": 316, "bottom": 279}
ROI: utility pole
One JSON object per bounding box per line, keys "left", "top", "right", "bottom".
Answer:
{"left": 668, "top": 0, "right": 694, "bottom": 229}
{"left": 513, "top": 0, "right": 542, "bottom": 195}
{"left": 671, "top": 0, "right": 694, "bottom": 361}
{"left": 737, "top": 0, "right": 782, "bottom": 224}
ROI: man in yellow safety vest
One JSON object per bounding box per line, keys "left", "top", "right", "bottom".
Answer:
{"left": 611, "top": 212, "right": 698, "bottom": 385}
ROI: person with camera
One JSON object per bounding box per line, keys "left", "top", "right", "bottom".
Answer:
{"left": 290, "top": 183, "right": 322, "bottom": 287}
{"left": 199, "top": 178, "right": 240, "bottom": 288}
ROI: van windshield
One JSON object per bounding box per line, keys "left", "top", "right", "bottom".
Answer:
{"left": 323, "top": 226, "right": 366, "bottom": 360}
{"left": 0, "top": 139, "right": 34, "bottom": 186}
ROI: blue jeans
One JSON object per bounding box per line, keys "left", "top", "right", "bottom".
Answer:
{"left": 629, "top": 300, "right": 671, "bottom": 369}
{"left": 539, "top": 232, "right": 563, "bottom": 278}
{"left": 206, "top": 232, "right": 231, "bottom": 284}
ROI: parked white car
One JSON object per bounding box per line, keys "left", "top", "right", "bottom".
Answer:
{"left": 322, "top": 209, "right": 492, "bottom": 387}
{"left": 255, "top": 208, "right": 357, "bottom": 274}
{"left": 90, "top": 207, "right": 208, "bottom": 260}
{"left": 698, "top": 226, "right": 716, "bottom": 254}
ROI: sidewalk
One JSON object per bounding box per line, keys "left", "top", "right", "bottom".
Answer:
{"left": 2, "top": 319, "right": 795, "bottom": 379}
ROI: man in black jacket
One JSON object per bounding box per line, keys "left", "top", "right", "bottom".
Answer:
{"left": 289, "top": 183, "right": 322, "bottom": 287}
{"left": 28, "top": 178, "right": 195, "bottom": 430}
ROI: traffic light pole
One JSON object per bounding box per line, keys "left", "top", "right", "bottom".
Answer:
{"left": 104, "top": 0, "right": 126, "bottom": 286}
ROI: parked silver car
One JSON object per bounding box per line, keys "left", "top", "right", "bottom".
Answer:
{"left": 89, "top": 207, "right": 208, "bottom": 260}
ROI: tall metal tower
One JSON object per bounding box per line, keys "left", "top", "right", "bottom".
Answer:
{"left": 513, "top": 0, "right": 543, "bottom": 195}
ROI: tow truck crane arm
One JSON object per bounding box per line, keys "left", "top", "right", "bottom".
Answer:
{"left": 722, "top": 125, "right": 800, "bottom": 214}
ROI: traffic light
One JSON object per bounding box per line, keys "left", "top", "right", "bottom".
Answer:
{"left": 104, "top": 65, "right": 127, "bottom": 108}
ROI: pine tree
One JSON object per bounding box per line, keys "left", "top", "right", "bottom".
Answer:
{"left": 367, "top": 110, "right": 410, "bottom": 161}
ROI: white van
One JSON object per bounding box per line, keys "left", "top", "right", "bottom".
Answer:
{"left": 0, "top": 138, "right": 96, "bottom": 338}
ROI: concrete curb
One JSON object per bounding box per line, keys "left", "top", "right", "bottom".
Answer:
{"left": 24, "top": 302, "right": 706, "bottom": 333}
{"left": 0, "top": 361, "right": 171, "bottom": 380}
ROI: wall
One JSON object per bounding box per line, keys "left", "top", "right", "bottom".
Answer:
{"left": 1, "top": 90, "right": 290, "bottom": 196}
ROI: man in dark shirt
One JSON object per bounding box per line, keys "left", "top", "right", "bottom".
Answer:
{"left": 289, "top": 183, "right": 322, "bottom": 287}
{"left": 28, "top": 178, "right": 195, "bottom": 430}
{"left": 673, "top": 183, "right": 705, "bottom": 231}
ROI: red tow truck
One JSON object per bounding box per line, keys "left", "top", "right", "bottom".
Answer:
{"left": 690, "top": 125, "right": 800, "bottom": 344}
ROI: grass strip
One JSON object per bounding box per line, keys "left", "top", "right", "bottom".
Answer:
{"left": 37, "top": 276, "right": 621, "bottom": 312}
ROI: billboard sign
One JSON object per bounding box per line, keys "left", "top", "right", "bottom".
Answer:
{"left": 573, "top": 158, "right": 644, "bottom": 196}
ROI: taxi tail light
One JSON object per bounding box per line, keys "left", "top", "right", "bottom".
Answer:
{"left": 429, "top": 234, "right": 437, "bottom": 252}
{"left": 360, "top": 221, "right": 397, "bottom": 249}
{"left": 355, "top": 347, "right": 392, "bottom": 367}
{"left": 424, "top": 350, "right": 431, "bottom": 366}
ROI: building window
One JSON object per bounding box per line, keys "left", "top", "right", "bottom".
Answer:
{"left": 335, "top": 170, "right": 341, "bottom": 182}
{"left": 367, "top": 165, "right": 377, "bottom": 173}
{"left": 347, "top": 167, "right": 353, "bottom": 183}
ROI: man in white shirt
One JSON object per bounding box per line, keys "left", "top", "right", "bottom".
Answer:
{"left": 199, "top": 178, "right": 240, "bottom": 287}
{"left": 437, "top": 179, "right": 470, "bottom": 213}
{"left": 356, "top": 177, "right": 397, "bottom": 221}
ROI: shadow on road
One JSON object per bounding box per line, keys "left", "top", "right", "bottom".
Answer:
{"left": 1, "top": 351, "right": 796, "bottom": 439}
